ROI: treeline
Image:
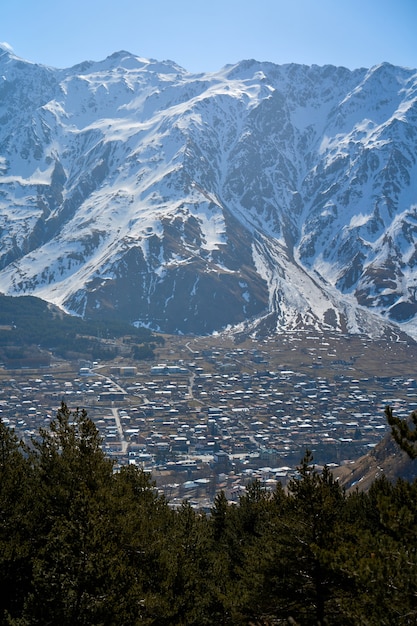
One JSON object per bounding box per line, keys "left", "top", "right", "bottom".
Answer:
{"left": 1, "top": 405, "right": 417, "bottom": 625}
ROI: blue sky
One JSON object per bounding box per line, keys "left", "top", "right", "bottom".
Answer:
{"left": 2, "top": 0, "right": 417, "bottom": 72}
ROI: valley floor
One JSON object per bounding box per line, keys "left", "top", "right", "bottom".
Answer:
{"left": 1, "top": 330, "right": 416, "bottom": 506}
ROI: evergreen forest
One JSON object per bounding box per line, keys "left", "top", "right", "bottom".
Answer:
{"left": 1, "top": 403, "right": 417, "bottom": 625}
{"left": 0, "top": 294, "right": 162, "bottom": 364}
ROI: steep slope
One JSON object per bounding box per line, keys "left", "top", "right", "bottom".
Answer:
{"left": 0, "top": 47, "right": 416, "bottom": 336}
{"left": 333, "top": 423, "right": 417, "bottom": 492}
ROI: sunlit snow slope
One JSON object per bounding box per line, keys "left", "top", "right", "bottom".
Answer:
{"left": 0, "top": 46, "right": 416, "bottom": 336}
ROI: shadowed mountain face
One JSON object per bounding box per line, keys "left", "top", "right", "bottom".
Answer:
{"left": 0, "top": 47, "right": 416, "bottom": 336}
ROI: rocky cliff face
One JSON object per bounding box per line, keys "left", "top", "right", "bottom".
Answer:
{"left": 0, "top": 46, "right": 416, "bottom": 336}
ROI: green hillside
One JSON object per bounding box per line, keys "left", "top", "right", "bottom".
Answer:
{"left": 0, "top": 294, "right": 162, "bottom": 364}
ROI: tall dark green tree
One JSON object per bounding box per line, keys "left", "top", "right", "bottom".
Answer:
{"left": 0, "top": 421, "right": 35, "bottom": 621}
{"left": 283, "top": 451, "right": 349, "bottom": 625}
{"left": 209, "top": 489, "right": 255, "bottom": 624}
{"left": 108, "top": 464, "right": 171, "bottom": 625}
{"left": 345, "top": 476, "right": 417, "bottom": 625}
{"left": 235, "top": 481, "right": 287, "bottom": 625}
{"left": 20, "top": 402, "right": 117, "bottom": 625}
{"left": 154, "top": 500, "right": 217, "bottom": 625}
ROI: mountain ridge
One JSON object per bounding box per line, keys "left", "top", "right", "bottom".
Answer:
{"left": 0, "top": 49, "right": 416, "bottom": 336}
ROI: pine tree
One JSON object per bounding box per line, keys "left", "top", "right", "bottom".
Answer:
{"left": 154, "top": 501, "right": 217, "bottom": 625}
{"left": 0, "top": 420, "right": 34, "bottom": 621}
{"left": 323, "top": 471, "right": 417, "bottom": 625}
{"left": 209, "top": 490, "right": 248, "bottom": 623}
{"left": 108, "top": 464, "right": 170, "bottom": 624}
{"left": 21, "top": 402, "right": 117, "bottom": 625}
{"left": 284, "top": 450, "right": 348, "bottom": 625}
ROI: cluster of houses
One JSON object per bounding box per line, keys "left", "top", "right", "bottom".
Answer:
{"left": 1, "top": 332, "right": 415, "bottom": 508}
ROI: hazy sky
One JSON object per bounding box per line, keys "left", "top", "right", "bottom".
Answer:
{"left": 2, "top": 0, "right": 416, "bottom": 73}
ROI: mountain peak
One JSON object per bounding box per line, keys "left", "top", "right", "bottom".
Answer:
{"left": 0, "top": 42, "right": 25, "bottom": 64}
{"left": 0, "top": 42, "right": 13, "bottom": 54}
{"left": 91, "top": 50, "right": 186, "bottom": 75}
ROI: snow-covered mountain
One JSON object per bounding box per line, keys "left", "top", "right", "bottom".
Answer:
{"left": 1, "top": 46, "right": 416, "bottom": 337}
